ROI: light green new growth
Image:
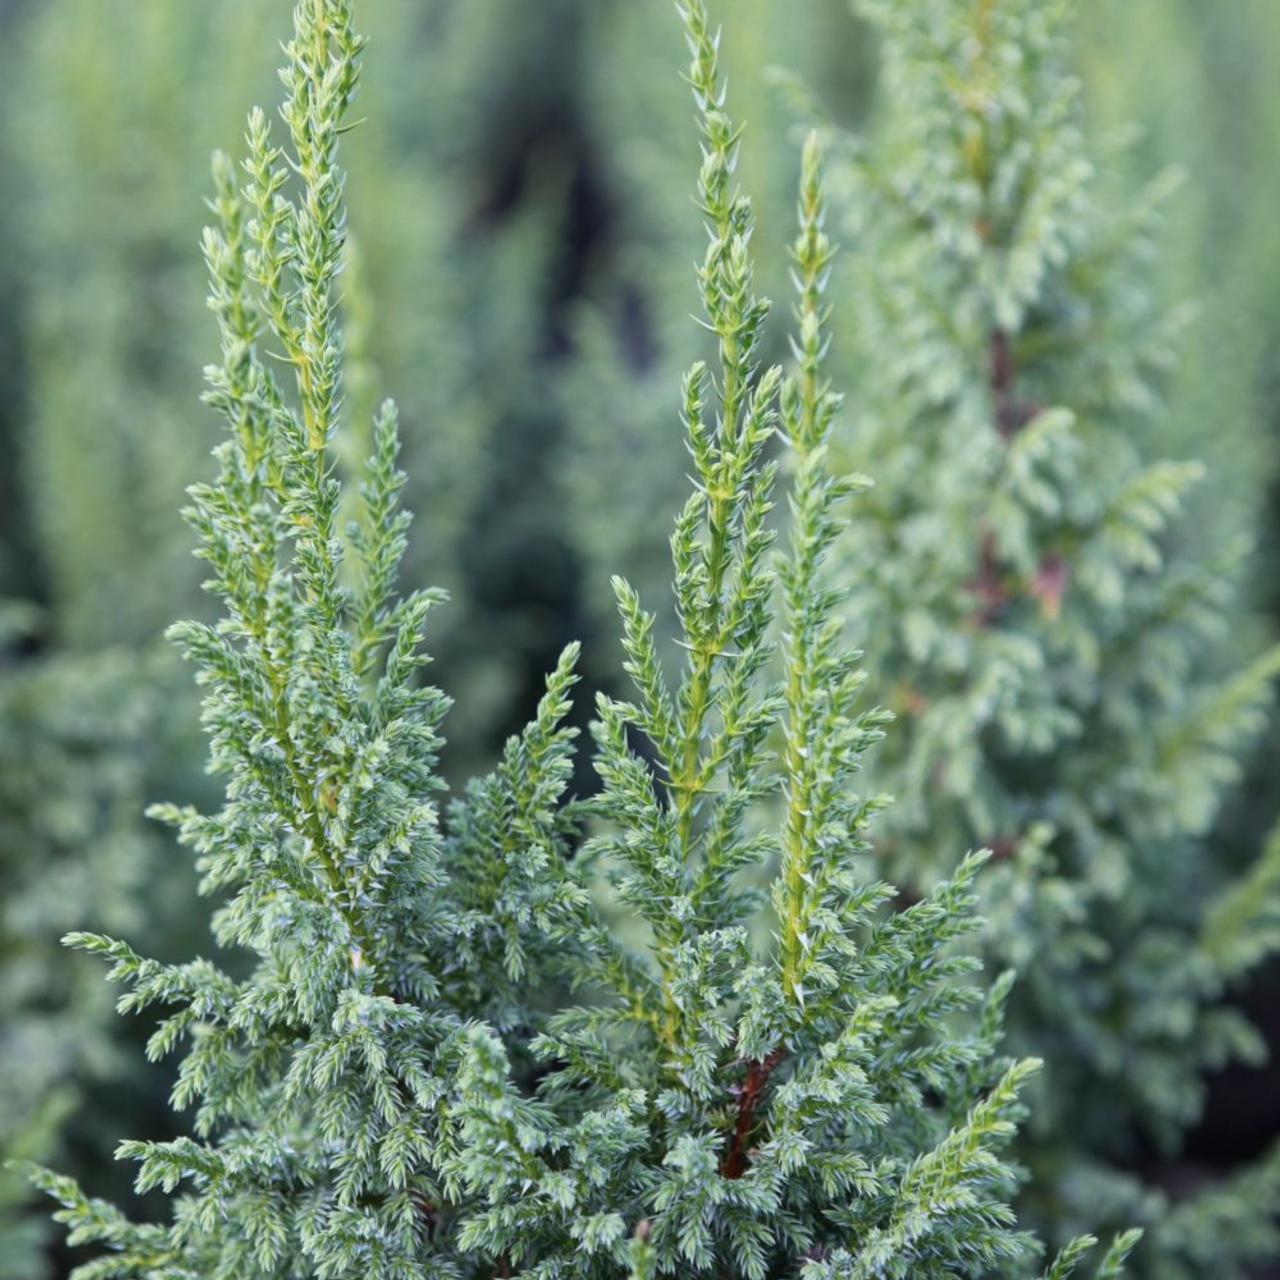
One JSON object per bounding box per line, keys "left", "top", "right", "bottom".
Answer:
{"left": 28, "top": 1, "right": 1138, "bottom": 1277}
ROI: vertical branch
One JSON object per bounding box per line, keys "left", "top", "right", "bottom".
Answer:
{"left": 777, "top": 133, "right": 843, "bottom": 1007}
{"left": 719, "top": 132, "right": 855, "bottom": 1182}
{"left": 671, "top": 1, "right": 754, "bottom": 862}
{"left": 720, "top": 1048, "right": 784, "bottom": 1180}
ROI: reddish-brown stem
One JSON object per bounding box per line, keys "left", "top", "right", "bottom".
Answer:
{"left": 1031, "top": 552, "right": 1069, "bottom": 619}
{"left": 721, "top": 1048, "right": 785, "bottom": 1179}
{"left": 990, "top": 329, "right": 1014, "bottom": 422}
{"left": 989, "top": 835, "right": 1018, "bottom": 861}
{"left": 970, "top": 528, "right": 1009, "bottom": 626}
{"left": 973, "top": 331, "right": 1064, "bottom": 629}
{"left": 989, "top": 328, "right": 1041, "bottom": 439}
{"left": 975, "top": 325, "right": 1071, "bottom": 863}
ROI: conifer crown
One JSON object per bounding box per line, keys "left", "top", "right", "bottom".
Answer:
{"left": 28, "top": 2, "right": 1142, "bottom": 1277}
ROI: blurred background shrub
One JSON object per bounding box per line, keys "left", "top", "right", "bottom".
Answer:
{"left": 1, "top": 1, "right": 1279, "bottom": 1276}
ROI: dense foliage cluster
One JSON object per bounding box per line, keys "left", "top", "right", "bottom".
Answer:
{"left": 824, "top": 3, "right": 1280, "bottom": 1272}
{"left": 19, "top": 1, "right": 1146, "bottom": 1276}
{"left": 0, "top": 615, "right": 157, "bottom": 1279}
{"left": 0, "top": 0, "right": 1278, "bottom": 1277}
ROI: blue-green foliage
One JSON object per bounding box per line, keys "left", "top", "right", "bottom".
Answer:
{"left": 28, "top": 3, "right": 1140, "bottom": 1278}
{"left": 821, "top": 0, "right": 1280, "bottom": 1271}
{"left": 0, "top": 606, "right": 157, "bottom": 1280}
{"left": 1077, "top": 0, "right": 1280, "bottom": 564}
{"left": 561, "top": 0, "right": 859, "bottom": 668}
{"left": 0, "top": 1, "right": 586, "bottom": 1255}
{"left": 6, "top": 0, "right": 282, "bottom": 650}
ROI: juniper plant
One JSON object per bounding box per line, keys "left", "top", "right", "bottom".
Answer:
{"left": 6, "top": 0, "right": 287, "bottom": 651}
{"left": 1077, "top": 0, "right": 1280, "bottom": 562}
{"left": 824, "top": 0, "right": 1280, "bottom": 1271}
{"left": 30, "top": 1, "right": 1137, "bottom": 1277}
{"left": 3, "top": 0, "right": 573, "bottom": 777}
{"left": 0, "top": 611, "right": 157, "bottom": 1280}
{"left": 561, "top": 0, "right": 862, "bottom": 675}
{"left": 0, "top": 16, "right": 560, "bottom": 1253}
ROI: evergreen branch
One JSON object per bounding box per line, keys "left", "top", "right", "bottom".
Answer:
{"left": 720, "top": 1047, "right": 785, "bottom": 1180}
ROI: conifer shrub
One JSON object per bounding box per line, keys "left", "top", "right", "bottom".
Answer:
{"left": 27, "top": 2, "right": 1140, "bottom": 1277}
{"left": 0, "top": 17, "right": 287, "bottom": 1266}
{"left": 1077, "top": 0, "right": 1280, "bottom": 921}
{"left": 821, "top": 0, "right": 1280, "bottom": 1271}
{"left": 6, "top": 0, "right": 284, "bottom": 650}
{"left": 1077, "top": 0, "right": 1280, "bottom": 564}
{"left": 2, "top": 0, "right": 567, "bottom": 769}
{"left": 0, "top": 5, "right": 592, "bottom": 1252}
{"left": 0, "top": 611, "right": 157, "bottom": 1279}
{"left": 562, "top": 0, "right": 870, "bottom": 684}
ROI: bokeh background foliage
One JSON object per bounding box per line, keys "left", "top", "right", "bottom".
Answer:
{"left": 1, "top": 0, "right": 1279, "bottom": 1276}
